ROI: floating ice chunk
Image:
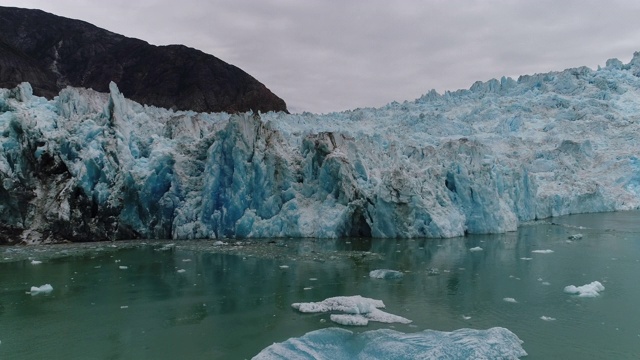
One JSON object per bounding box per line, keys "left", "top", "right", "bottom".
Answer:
{"left": 469, "top": 247, "right": 483, "bottom": 252}
{"left": 542, "top": 282, "right": 551, "bottom": 286}
{"left": 213, "top": 241, "right": 227, "bottom": 246}
{"left": 120, "top": 306, "right": 128, "bottom": 309}
{"left": 182, "top": 259, "right": 192, "bottom": 262}
{"left": 462, "top": 315, "right": 472, "bottom": 320}
{"left": 564, "top": 281, "right": 605, "bottom": 297}
{"left": 292, "top": 295, "right": 411, "bottom": 325}
{"left": 119, "top": 266, "right": 128, "bottom": 270}
{"left": 253, "top": 327, "right": 527, "bottom": 359}
{"left": 520, "top": 257, "right": 532, "bottom": 260}
{"left": 30, "top": 260, "right": 42, "bottom": 265}
{"left": 309, "top": 278, "right": 318, "bottom": 281}
{"left": 532, "top": 249, "right": 554, "bottom": 254}
{"left": 177, "top": 269, "right": 186, "bottom": 273}
{"left": 30, "top": 284, "right": 53, "bottom": 295}
{"left": 279, "top": 265, "right": 289, "bottom": 269}
{"left": 568, "top": 234, "right": 583, "bottom": 240}
{"left": 503, "top": 297, "right": 518, "bottom": 303}
{"left": 292, "top": 295, "right": 384, "bottom": 314}
{"left": 365, "top": 308, "right": 411, "bottom": 324}
{"left": 303, "top": 287, "right": 312, "bottom": 290}
{"left": 330, "top": 314, "right": 369, "bottom": 326}
{"left": 369, "top": 269, "right": 404, "bottom": 279}
{"left": 540, "top": 316, "right": 556, "bottom": 321}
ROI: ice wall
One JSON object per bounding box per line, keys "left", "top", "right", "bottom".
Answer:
{"left": 1, "top": 53, "right": 640, "bottom": 243}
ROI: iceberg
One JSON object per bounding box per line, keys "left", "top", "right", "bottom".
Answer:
{"left": 252, "top": 327, "right": 527, "bottom": 359}
{"left": 564, "top": 281, "right": 605, "bottom": 297}
{"left": 292, "top": 295, "right": 411, "bottom": 325}
{"left": 29, "top": 284, "right": 53, "bottom": 295}
{"left": 2, "top": 52, "right": 640, "bottom": 243}
{"left": 369, "top": 269, "right": 404, "bottom": 279}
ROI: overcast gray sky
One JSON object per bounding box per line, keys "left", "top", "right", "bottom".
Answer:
{"left": 2, "top": 1, "right": 640, "bottom": 113}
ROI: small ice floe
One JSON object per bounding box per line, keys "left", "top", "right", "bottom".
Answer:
{"left": 462, "top": 315, "right": 472, "bottom": 320}
{"left": 330, "top": 314, "right": 369, "bottom": 326}
{"left": 540, "top": 316, "right": 556, "bottom": 321}
{"left": 503, "top": 297, "right": 518, "bottom": 303}
{"left": 159, "top": 243, "right": 175, "bottom": 251}
{"left": 279, "top": 265, "right": 289, "bottom": 269}
{"left": 29, "top": 284, "right": 53, "bottom": 295}
{"left": 213, "top": 241, "right": 227, "bottom": 246}
{"left": 520, "top": 257, "right": 533, "bottom": 261}
{"left": 30, "top": 260, "right": 42, "bottom": 265}
{"left": 114, "top": 259, "right": 121, "bottom": 263}
{"left": 120, "top": 306, "right": 128, "bottom": 309}
{"left": 532, "top": 249, "right": 554, "bottom": 254}
{"left": 303, "top": 287, "right": 313, "bottom": 290}
{"left": 568, "top": 234, "right": 583, "bottom": 240}
{"left": 94, "top": 265, "right": 101, "bottom": 269}
{"left": 309, "top": 278, "right": 318, "bottom": 281}
{"left": 542, "top": 282, "right": 551, "bottom": 286}
{"left": 469, "top": 247, "right": 483, "bottom": 252}
{"left": 177, "top": 269, "right": 186, "bottom": 273}
{"left": 182, "top": 259, "right": 192, "bottom": 262}
{"left": 292, "top": 295, "right": 411, "bottom": 326}
{"left": 119, "top": 266, "right": 128, "bottom": 270}
{"left": 427, "top": 268, "right": 440, "bottom": 276}
{"left": 564, "top": 281, "right": 605, "bottom": 297}
{"left": 369, "top": 269, "right": 404, "bottom": 280}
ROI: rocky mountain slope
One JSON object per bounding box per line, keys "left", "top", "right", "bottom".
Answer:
{"left": 0, "top": 6, "right": 287, "bottom": 113}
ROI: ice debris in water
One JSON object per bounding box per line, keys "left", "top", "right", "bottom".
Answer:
{"left": 252, "top": 327, "right": 527, "bottom": 359}
{"left": 568, "top": 234, "right": 583, "bottom": 240}
{"left": 503, "top": 298, "right": 518, "bottom": 303}
{"left": 469, "top": 247, "right": 483, "bottom": 252}
{"left": 540, "top": 316, "right": 556, "bottom": 321}
{"left": 177, "top": 269, "right": 186, "bottom": 273}
{"left": 564, "top": 281, "right": 605, "bottom": 297}
{"left": 369, "top": 269, "right": 404, "bottom": 279}
{"left": 30, "top": 260, "right": 42, "bottom": 265}
{"left": 119, "top": 266, "right": 128, "bottom": 270}
{"left": 30, "top": 284, "right": 53, "bottom": 295}
{"left": 532, "top": 249, "right": 554, "bottom": 254}
{"left": 291, "top": 295, "right": 411, "bottom": 326}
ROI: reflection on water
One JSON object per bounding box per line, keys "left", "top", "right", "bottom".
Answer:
{"left": 0, "top": 211, "right": 639, "bottom": 359}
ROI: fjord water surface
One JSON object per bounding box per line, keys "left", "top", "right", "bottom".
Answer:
{"left": 1, "top": 211, "right": 639, "bottom": 359}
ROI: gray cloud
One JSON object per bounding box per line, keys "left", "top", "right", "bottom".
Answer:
{"left": 2, "top": 0, "right": 640, "bottom": 113}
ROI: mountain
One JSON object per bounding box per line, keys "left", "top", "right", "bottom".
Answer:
{"left": 1, "top": 52, "right": 640, "bottom": 244}
{"left": 0, "top": 6, "right": 287, "bottom": 113}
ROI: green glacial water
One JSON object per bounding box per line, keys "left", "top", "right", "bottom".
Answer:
{"left": 1, "top": 211, "right": 639, "bottom": 359}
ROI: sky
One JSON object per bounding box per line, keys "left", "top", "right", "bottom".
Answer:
{"left": 2, "top": 1, "right": 640, "bottom": 113}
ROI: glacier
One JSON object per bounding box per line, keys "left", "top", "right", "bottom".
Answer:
{"left": 2, "top": 53, "right": 640, "bottom": 243}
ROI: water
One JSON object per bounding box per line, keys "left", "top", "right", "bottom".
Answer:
{"left": 1, "top": 211, "right": 640, "bottom": 359}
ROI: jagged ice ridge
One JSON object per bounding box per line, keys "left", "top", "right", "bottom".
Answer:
{"left": 1, "top": 54, "right": 640, "bottom": 243}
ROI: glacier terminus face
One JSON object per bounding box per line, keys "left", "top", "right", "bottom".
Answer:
{"left": 1, "top": 53, "right": 640, "bottom": 243}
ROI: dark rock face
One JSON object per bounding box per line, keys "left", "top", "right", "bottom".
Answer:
{"left": 0, "top": 6, "right": 287, "bottom": 113}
